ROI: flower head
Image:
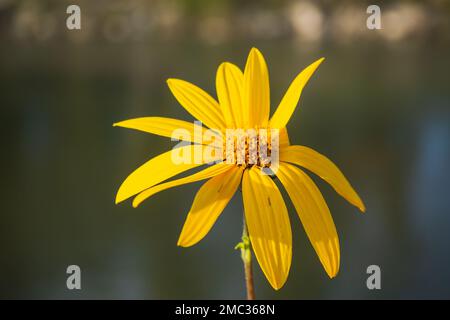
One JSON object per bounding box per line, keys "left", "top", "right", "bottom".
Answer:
{"left": 114, "top": 48, "right": 365, "bottom": 290}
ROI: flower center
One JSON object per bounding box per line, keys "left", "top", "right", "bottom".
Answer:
{"left": 223, "top": 128, "right": 279, "bottom": 168}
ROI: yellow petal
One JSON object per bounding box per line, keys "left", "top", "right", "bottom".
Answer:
{"left": 277, "top": 163, "right": 340, "bottom": 278}
{"left": 269, "top": 58, "right": 324, "bottom": 129}
{"left": 242, "top": 167, "right": 292, "bottom": 290}
{"left": 167, "top": 78, "right": 226, "bottom": 130}
{"left": 216, "top": 62, "right": 245, "bottom": 128}
{"left": 116, "top": 145, "right": 213, "bottom": 204}
{"left": 244, "top": 48, "right": 270, "bottom": 128}
{"left": 279, "top": 127, "right": 290, "bottom": 149}
{"left": 280, "top": 145, "right": 365, "bottom": 212}
{"left": 132, "top": 163, "right": 233, "bottom": 208}
{"left": 178, "top": 166, "right": 243, "bottom": 247}
{"left": 113, "top": 117, "right": 217, "bottom": 145}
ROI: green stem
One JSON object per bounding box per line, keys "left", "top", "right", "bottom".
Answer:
{"left": 235, "top": 216, "right": 255, "bottom": 300}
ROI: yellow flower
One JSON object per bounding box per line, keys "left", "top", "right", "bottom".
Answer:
{"left": 114, "top": 48, "right": 365, "bottom": 290}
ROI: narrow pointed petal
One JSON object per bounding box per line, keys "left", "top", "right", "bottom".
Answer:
{"left": 280, "top": 145, "right": 365, "bottom": 212}
{"left": 116, "top": 145, "right": 214, "bottom": 204}
{"left": 216, "top": 62, "right": 245, "bottom": 128}
{"left": 178, "top": 166, "right": 243, "bottom": 247}
{"left": 244, "top": 48, "right": 270, "bottom": 127}
{"left": 113, "top": 117, "right": 218, "bottom": 145}
{"left": 242, "top": 167, "right": 292, "bottom": 290}
{"left": 277, "top": 163, "right": 340, "bottom": 278}
{"left": 167, "top": 79, "right": 226, "bottom": 130}
{"left": 269, "top": 58, "right": 324, "bottom": 128}
{"left": 132, "top": 163, "right": 233, "bottom": 207}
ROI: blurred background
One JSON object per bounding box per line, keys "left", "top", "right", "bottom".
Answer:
{"left": 1, "top": 0, "right": 449, "bottom": 299}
